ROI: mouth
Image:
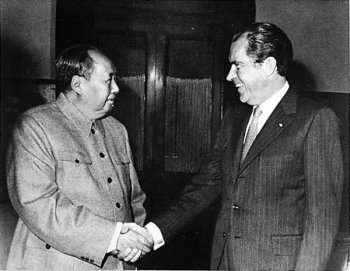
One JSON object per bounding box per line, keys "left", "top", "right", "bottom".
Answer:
{"left": 235, "top": 82, "right": 243, "bottom": 89}
{"left": 106, "top": 98, "right": 115, "bottom": 108}
{"left": 107, "top": 95, "right": 116, "bottom": 102}
{"left": 107, "top": 99, "right": 115, "bottom": 109}
{"left": 230, "top": 74, "right": 243, "bottom": 89}
{"left": 233, "top": 79, "right": 243, "bottom": 89}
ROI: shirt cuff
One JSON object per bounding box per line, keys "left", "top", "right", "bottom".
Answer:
{"left": 107, "top": 222, "right": 123, "bottom": 253}
{"left": 145, "top": 222, "right": 165, "bottom": 250}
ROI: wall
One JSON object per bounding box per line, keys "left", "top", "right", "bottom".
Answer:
{"left": 1, "top": 0, "right": 56, "bottom": 79}
{"left": 256, "top": 0, "right": 349, "bottom": 94}
{"left": 1, "top": 0, "right": 57, "bottom": 201}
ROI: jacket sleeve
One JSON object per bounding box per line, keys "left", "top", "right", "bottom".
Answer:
{"left": 6, "top": 114, "right": 117, "bottom": 267}
{"left": 295, "top": 108, "right": 344, "bottom": 271}
{"left": 151, "top": 108, "right": 235, "bottom": 242}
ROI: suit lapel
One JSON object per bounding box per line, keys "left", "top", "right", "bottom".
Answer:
{"left": 239, "top": 90, "right": 298, "bottom": 173}
{"left": 225, "top": 104, "right": 252, "bottom": 183}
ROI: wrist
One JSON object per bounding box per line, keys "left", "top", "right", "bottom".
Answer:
{"left": 145, "top": 222, "right": 165, "bottom": 250}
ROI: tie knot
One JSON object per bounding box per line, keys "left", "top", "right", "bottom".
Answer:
{"left": 253, "top": 106, "right": 262, "bottom": 117}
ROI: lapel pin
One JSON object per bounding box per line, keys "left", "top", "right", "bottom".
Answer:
{"left": 278, "top": 123, "right": 283, "bottom": 127}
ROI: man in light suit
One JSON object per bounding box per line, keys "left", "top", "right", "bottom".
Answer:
{"left": 146, "top": 22, "right": 344, "bottom": 270}
{"left": 6, "top": 44, "right": 153, "bottom": 270}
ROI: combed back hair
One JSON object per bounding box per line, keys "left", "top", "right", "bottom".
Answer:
{"left": 55, "top": 44, "right": 101, "bottom": 93}
{"left": 232, "top": 22, "right": 293, "bottom": 76}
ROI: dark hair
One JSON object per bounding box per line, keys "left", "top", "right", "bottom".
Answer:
{"left": 55, "top": 44, "right": 101, "bottom": 93}
{"left": 232, "top": 22, "right": 293, "bottom": 76}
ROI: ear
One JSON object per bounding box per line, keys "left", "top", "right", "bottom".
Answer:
{"left": 263, "top": 56, "right": 277, "bottom": 77}
{"left": 71, "top": 75, "right": 84, "bottom": 94}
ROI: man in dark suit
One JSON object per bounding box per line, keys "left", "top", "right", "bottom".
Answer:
{"left": 144, "top": 22, "right": 344, "bottom": 270}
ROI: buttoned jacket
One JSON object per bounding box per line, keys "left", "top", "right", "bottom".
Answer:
{"left": 6, "top": 93, "right": 146, "bottom": 270}
{"left": 154, "top": 89, "right": 343, "bottom": 271}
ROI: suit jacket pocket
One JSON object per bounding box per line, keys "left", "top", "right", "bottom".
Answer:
{"left": 112, "top": 155, "right": 131, "bottom": 193}
{"left": 271, "top": 234, "right": 302, "bottom": 256}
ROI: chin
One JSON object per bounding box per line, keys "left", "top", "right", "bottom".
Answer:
{"left": 106, "top": 106, "right": 114, "bottom": 114}
{"left": 239, "top": 96, "right": 249, "bottom": 104}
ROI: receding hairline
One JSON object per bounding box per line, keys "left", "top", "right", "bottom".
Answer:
{"left": 228, "top": 34, "right": 249, "bottom": 61}
{"left": 87, "top": 49, "right": 116, "bottom": 73}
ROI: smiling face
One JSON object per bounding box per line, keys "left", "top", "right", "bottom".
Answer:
{"left": 226, "top": 36, "right": 271, "bottom": 106}
{"left": 78, "top": 50, "right": 119, "bottom": 119}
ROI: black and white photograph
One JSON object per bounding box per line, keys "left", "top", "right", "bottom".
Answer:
{"left": 0, "top": 1, "right": 349, "bottom": 270}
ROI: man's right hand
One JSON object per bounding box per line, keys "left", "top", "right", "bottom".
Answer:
{"left": 112, "top": 223, "right": 154, "bottom": 262}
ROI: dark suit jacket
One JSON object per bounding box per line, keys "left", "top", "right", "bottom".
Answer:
{"left": 154, "top": 89, "right": 344, "bottom": 271}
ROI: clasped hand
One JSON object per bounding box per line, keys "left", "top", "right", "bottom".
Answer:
{"left": 112, "top": 223, "right": 154, "bottom": 262}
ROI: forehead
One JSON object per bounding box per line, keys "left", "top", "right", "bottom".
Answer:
{"left": 88, "top": 50, "right": 115, "bottom": 75}
{"left": 228, "top": 36, "right": 250, "bottom": 62}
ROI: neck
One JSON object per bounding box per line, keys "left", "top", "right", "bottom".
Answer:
{"left": 64, "top": 91, "right": 99, "bottom": 120}
{"left": 272, "top": 76, "right": 287, "bottom": 90}
{"left": 264, "top": 76, "right": 287, "bottom": 97}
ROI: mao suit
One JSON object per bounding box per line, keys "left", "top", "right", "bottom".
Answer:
{"left": 6, "top": 93, "right": 146, "bottom": 270}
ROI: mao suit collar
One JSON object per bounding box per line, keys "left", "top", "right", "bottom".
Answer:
{"left": 55, "top": 92, "right": 98, "bottom": 138}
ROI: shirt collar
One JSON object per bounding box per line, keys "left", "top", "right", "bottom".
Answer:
{"left": 258, "top": 81, "right": 289, "bottom": 115}
{"left": 55, "top": 92, "right": 101, "bottom": 138}
{"left": 93, "top": 119, "right": 106, "bottom": 137}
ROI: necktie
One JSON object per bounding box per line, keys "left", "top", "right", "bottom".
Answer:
{"left": 241, "top": 106, "right": 262, "bottom": 163}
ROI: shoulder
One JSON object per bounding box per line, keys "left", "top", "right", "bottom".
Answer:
{"left": 296, "top": 92, "right": 338, "bottom": 121}
{"left": 103, "top": 115, "right": 130, "bottom": 141}
{"left": 15, "top": 102, "right": 59, "bottom": 130}
{"left": 103, "top": 115, "right": 127, "bottom": 131}
{"left": 292, "top": 92, "right": 340, "bottom": 134}
{"left": 21, "top": 101, "right": 59, "bottom": 121}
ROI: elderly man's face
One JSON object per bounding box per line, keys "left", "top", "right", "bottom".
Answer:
{"left": 226, "top": 36, "right": 269, "bottom": 106}
{"left": 79, "top": 50, "right": 119, "bottom": 119}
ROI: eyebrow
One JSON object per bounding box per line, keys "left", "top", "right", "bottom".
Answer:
{"left": 229, "top": 60, "right": 242, "bottom": 65}
{"left": 109, "top": 72, "right": 116, "bottom": 78}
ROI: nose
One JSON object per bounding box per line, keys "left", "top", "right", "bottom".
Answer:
{"left": 226, "top": 65, "right": 237, "bottom": 81}
{"left": 111, "top": 78, "right": 119, "bottom": 94}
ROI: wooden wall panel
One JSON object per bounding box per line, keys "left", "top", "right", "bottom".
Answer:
{"left": 164, "top": 77, "right": 212, "bottom": 172}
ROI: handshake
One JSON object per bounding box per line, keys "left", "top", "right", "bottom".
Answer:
{"left": 111, "top": 223, "right": 155, "bottom": 263}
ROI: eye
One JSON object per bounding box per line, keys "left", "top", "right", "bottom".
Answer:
{"left": 231, "top": 63, "right": 241, "bottom": 71}
{"left": 106, "top": 78, "right": 112, "bottom": 86}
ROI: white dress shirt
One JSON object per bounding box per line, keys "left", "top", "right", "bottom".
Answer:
{"left": 244, "top": 81, "right": 289, "bottom": 142}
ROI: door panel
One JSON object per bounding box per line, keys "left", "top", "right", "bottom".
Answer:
{"left": 97, "top": 32, "right": 147, "bottom": 171}
{"left": 164, "top": 37, "right": 214, "bottom": 172}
